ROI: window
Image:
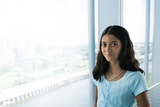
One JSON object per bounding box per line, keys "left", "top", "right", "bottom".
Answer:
{"left": 123, "top": 0, "right": 153, "bottom": 86}
{"left": 0, "top": 0, "right": 89, "bottom": 106}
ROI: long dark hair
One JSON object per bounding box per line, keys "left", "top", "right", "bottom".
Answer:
{"left": 93, "top": 25, "right": 144, "bottom": 81}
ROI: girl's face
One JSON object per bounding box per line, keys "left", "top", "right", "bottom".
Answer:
{"left": 101, "top": 34, "right": 122, "bottom": 63}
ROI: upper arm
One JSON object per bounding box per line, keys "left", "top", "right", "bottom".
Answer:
{"left": 93, "top": 86, "right": 98, "bottom": 107}
{"left": 136, "top": 91, "right": 151, "bottom": 107}
{"left": 94, "top": 85, "right": 98, "bottom": 102}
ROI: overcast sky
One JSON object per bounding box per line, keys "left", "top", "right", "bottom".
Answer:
{"left": 0, "top": 0, "right": 88, "bottom": 46}
{"left": 0, "top": 0, "right": 153, "bottom": 46}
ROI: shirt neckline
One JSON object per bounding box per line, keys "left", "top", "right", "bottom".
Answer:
{"left": 103, "top": 70, "right": 128, "bottom": 83}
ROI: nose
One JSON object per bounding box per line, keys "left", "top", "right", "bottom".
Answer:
{"left": 106, "top": 45, "right": 111, "bottom": 53}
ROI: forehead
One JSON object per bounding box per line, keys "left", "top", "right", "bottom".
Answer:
{"left": 101, "top": 34, "right": 120, "bottom": 42}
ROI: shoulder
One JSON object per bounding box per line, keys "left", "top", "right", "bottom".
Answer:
{"left": 125, "top": 70, "right": 146, "bottom": 85}
{"left": 127, "top": 71, "right": 148, "bottom": 96}
{"left": 126, "top": 70, "right": 145, "bottom": 79}
{"left": 91, "top": 75, "right": 100, "bottom": 86}
{"left": 91, "top": 74, "right": 105, "bottom": 86}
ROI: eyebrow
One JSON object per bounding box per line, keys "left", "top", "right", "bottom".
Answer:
{"left": 101, "top": 41, "right": 106, "bottom": 43}
{"left": 101, "top": 41, "right": 118, "bottom": 43}
{"left": 110, "top": 41, "right": 118, "bottom": 43}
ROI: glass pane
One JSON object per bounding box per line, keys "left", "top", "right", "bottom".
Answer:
{"left": 123, "top": 0, "right": 154, "bottom": 104}
{"left": 123, "top": 0, "right": 146, "bottom": 71}
{"left": 123, "top": 0, "right": 154, "bottom": 87}
{"left": 0, "top": 0, "right": 89, "bottom": 106}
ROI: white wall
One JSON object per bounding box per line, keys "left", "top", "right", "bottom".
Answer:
{"left": 98, "top": 0, "right": 121, "bottom": 40}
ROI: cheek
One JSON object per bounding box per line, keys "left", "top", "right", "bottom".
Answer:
{"left": 101, "top": 48, "right": 105, "bottom": 54}
{"left": 113, "top": 48, "right": 121, "bottom": 54}
{"left": 101, "top": 50, "right": 105, "bottom": 57}
{"left": 116, "top": 48, "right": 122, "bottom": 55}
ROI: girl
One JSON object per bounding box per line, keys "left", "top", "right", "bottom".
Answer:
{"left": 92, "top": 25, "right": 151, "bottom": 107}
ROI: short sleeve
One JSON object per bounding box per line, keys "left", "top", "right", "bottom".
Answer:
{"left": 91, "top": 75, "right": 99, "bottom": 86}
{"left": 131, "top": 72, "right": 148, "bottom": 96}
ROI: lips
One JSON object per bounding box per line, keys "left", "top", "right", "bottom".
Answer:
{"left": 106, "top": 54, "right": 113, "bottom": 57}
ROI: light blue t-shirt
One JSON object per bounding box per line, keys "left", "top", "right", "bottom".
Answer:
{"left": 92, "top": 70, "right": 148, "bottom": 107}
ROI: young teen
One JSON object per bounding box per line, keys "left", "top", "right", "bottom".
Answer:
{"left": 92, "top": 25, "right": 151, "bottom": 107}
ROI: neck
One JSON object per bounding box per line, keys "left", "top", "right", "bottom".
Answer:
{"left": 108, "top": 61, "right": 121, "bottom": 74}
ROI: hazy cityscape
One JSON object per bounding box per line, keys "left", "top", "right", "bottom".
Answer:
{"left": 0, "top": 35, "right": 152, "bottom": 90}
{"left": 0, "top": 35, "right": 89, "bottom": 90}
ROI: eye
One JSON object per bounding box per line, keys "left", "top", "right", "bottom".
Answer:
{"left": 111, "top": 43, "right": 117, "bottom": 46}
{"left": 102, "top": 43, "right": 106, "bottom": 47}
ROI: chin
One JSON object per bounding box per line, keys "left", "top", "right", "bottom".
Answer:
{"left": 105, "top": 57, "right": 117, "bottom": 63}
{"left": 105, "top": 58, "right": 112, "bottom": 62}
